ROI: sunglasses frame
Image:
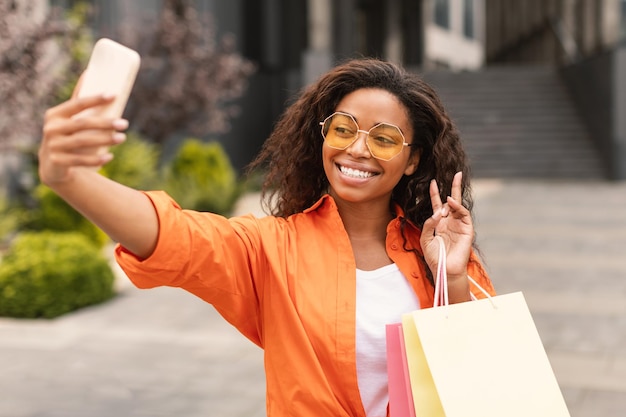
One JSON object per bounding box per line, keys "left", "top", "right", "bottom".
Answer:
{"left": 319, "top": 111, "right": 412, "bottom": 161}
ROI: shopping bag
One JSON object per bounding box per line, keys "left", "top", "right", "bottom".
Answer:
{"left": 400, "top": 236, "right": 571, "bottom": 417}
{"left": 385, "top": 323, "right": 416, "bottom": 417}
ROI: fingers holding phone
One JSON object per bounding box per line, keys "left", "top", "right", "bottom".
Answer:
{"left": 39, "top": 38, "right": 140, "bottom": 185}
{"left": 39, "top": 94, "right": 129, "bottom": 185}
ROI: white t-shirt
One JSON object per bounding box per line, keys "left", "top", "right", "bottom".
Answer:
{"left": 355, "top": 263, "right": 421, "bottom": 417}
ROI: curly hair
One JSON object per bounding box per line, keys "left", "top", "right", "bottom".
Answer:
{"left": 247, "top": 58, "right": 473, "bottom": 230}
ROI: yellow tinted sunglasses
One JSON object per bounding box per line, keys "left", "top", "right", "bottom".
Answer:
{"left": 319, "top": 112, "right": 411, "bottom": 161}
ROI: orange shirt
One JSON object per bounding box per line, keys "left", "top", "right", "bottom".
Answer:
{"left": 115, "top": 192, "right": 495, "bottom": 417}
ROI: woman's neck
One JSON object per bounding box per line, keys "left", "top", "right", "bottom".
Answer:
{"left": 333, "top": 197, "right": 396, "bottom": 270}
{"left": 332, "top": 196, "right": 395, "bottom": 240}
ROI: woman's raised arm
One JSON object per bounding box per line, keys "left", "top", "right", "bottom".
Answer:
{"left": 38, "top": 93, "right": 159, "bottom": 259}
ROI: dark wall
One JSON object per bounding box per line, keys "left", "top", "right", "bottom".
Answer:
{"left": 560, "top": 51, "right": 613, "bottom": 177}
{"left": 226, "top": 0, "right": 307, "bottom": 172}
{"left": 561, "top": 44, "right": 626, "bottom": 180}
{"left": 613, "top": 45, "right": 626, "bottom": 179}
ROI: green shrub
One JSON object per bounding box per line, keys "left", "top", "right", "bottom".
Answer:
{"left": 24, "top": 185, "right": 109, "bottom": 248}
{"left": 163, "top": 139, "right": 241, "bottom": 215}
{"left": 100, "top": 132, "right": 161, "bottom": 190}
{"left": 240, "top": 167, "right": 265, "bottom": 193}
{"left": 0, "top": 231, "right": 115, "bottom": 318}
{"left": 0, "top": 196, "right": 25, "bottom": 246}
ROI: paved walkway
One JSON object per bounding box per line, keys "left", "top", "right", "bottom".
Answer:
{"left": 1, "top": 179, "right": 625, "bottom": 417}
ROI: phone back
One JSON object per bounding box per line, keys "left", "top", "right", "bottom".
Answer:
{"left": 77, "top": 38, "right": 141, "bottom": 119}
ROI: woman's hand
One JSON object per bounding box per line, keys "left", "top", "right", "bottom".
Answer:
{"left": 37, "top": 81, "right": 159, "bottom": 259}
{"left": 420, "top": 171, "right": 473, "bottom": 302}
{"left": 38, "top": 82, "right": 128, "bottom": 187}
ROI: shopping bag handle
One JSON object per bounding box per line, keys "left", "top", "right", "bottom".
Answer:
{"left": 468, "top": 275, "right": 494, "bottom": 301}
{"left": 433, "top": 236, "right": 448, "bottom": 307}
{"left": 433, "top": 236, "right": 495, "bottom": 308}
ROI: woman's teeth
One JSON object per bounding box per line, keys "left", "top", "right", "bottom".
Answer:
{"left": 339, "top": 165, "right": 375, "bottom": 178}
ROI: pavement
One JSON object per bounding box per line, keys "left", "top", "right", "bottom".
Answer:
{"left": 1, "top": 178, "right": 625, "bottom": 417}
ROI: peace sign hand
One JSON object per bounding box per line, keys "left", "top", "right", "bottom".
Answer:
{"left": 420, "top": 171, "right": 472, "bottom": 303}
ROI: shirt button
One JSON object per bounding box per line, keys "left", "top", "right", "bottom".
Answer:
{"left": 391, "top": 243, "right": 398, "bottom": 250}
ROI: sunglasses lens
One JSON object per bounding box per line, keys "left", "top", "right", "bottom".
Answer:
{"left": 367, "top": 124, "right": 405, "bottom": 160}
{"left": 322, "top": 114, "right": 358, "bottom": 149}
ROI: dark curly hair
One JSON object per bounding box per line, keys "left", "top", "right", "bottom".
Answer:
{"left": 248, "top": 58, "right": 473, "bottom": 231}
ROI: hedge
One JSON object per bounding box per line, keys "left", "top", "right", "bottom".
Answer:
{"left": 0, "top": 231, "right": 115, "bottom": 318}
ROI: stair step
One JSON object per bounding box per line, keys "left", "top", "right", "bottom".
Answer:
{"left": 422, "top": 66, "right": 605, "bottom": 179}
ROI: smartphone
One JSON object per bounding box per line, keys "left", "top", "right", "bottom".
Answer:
{"left": 74, "top": 38, "right": 140, "bottom": 161}
{"left": 76, "top": 38, "right": 141, "bottom": 119}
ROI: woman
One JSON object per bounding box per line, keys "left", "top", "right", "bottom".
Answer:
{"left": 39, "top": 58, "right": 495, "bottom": 416}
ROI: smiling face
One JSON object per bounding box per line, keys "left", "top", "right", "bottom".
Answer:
{"left": 322, "top": 88, "right": 420, "bottom": 208}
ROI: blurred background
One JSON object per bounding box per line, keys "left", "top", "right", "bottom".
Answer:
{"left": 1, "top": 0, "right": 625, "bottom": 416}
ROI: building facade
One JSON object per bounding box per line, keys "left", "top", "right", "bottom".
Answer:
{"left": 485, "top": 0, "right": 624, "bottom": 65}
{"left": 481, "top": 0, "right": 626, "bottom": 179}
{"left": 49, "top": 0, "right": 485, "bottom": 170}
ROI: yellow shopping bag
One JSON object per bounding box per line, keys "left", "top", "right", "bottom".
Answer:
{"left": 400, "top": 237, "right": 571, "bottom": 417}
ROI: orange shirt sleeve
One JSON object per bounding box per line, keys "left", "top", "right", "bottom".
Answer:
{"left": 467, "top": 250, "right": 496, "bottom": 299}
{"left": 114, "top": 191, "right": 268, "bottom": 346}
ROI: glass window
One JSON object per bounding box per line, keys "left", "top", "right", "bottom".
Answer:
{"left": 463, "top": 0, "right": 475, "bottom": 38}
{"left": 434, "top": 0, "right": 450, "bottom": 29}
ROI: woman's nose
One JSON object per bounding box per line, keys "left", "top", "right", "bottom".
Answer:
{"left": 346, "top": 130, "right": 372, "bottom": 158}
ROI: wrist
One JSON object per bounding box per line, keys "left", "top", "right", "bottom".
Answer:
{"left": 446, "top": 271, "right": 468, "bottom": 283}
{"left": 446, "top": 272, "right": 471, "bottom": 303}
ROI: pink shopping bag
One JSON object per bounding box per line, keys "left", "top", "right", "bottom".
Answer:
{"left": 386, "top": 323, "right": 416, "bottom": 417}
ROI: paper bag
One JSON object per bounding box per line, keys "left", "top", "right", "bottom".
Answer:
{"left": 402, "top": 292, "right": 571, "bottom": 417}
{"left": 386, "top": 323, "right": 416, "bottom": 417}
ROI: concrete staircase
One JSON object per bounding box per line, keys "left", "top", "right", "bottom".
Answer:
{"left": 423, "top": 66, "right": 606, "bottom": 179}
